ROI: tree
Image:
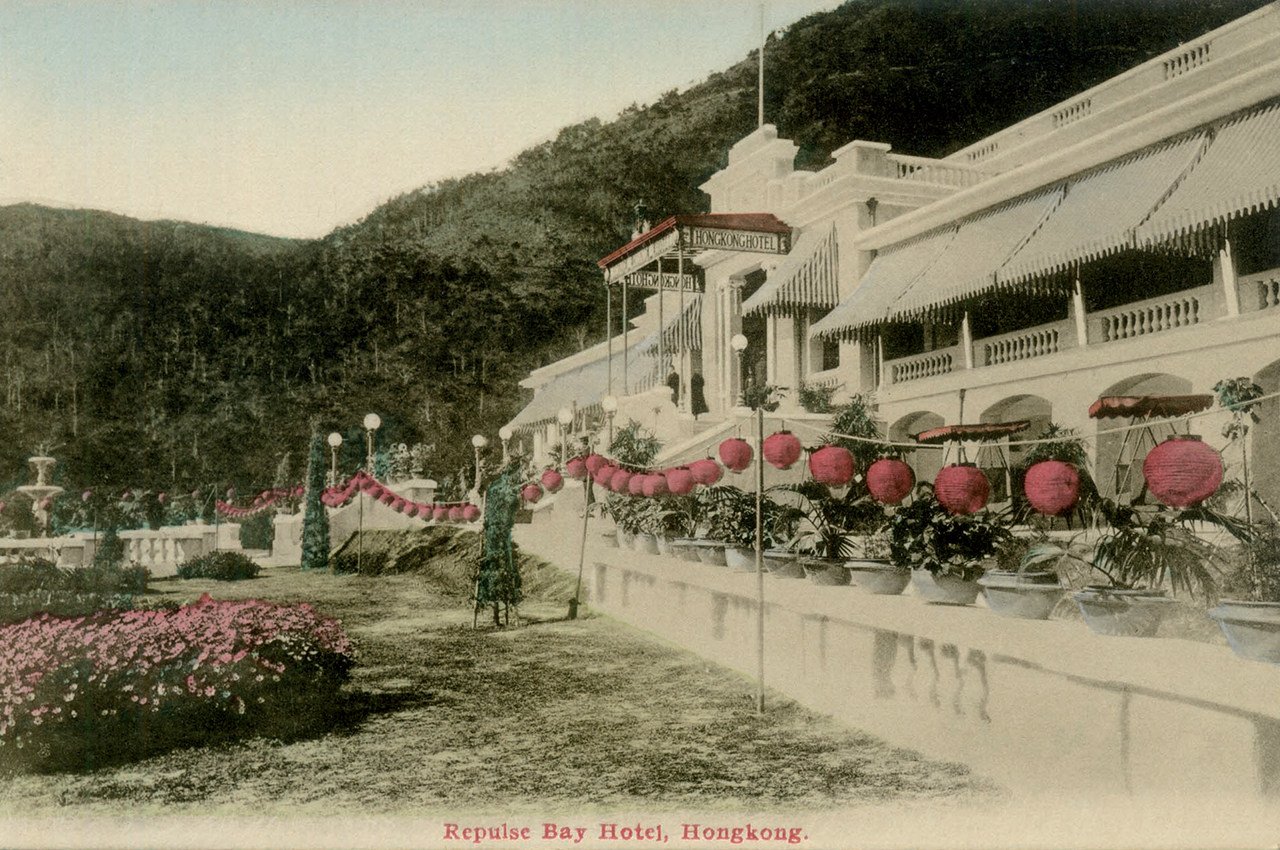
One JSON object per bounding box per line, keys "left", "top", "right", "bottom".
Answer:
{"left": 301, "top": 431, "right": 330, "bottom": 571}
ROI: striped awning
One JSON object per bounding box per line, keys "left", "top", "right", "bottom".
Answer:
{"left": 642, "top": 295, "right": 702, "bottom": 357}
{"left": 998, "top": 133, "right": 1208, "bottom": 286}
{"left": 741, "top": 223, "right": 839, "bottom": 316}
{"left": 1138, "top": 99, "right": 1280, "bottom": 251}
{"left": 886, "top": 187, "right": 1064, "bottom": 320}
{"left": 508, "top": 339, "right": 657, "bottom": 429}
{"left": 809, "top": 228, "right": 955, "bottom": 339}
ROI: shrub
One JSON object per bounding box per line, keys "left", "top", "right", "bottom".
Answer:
{"left": 238, "top": 512, "right": 275, "bottom": 550}
{"left": 0, "top": 595, "right": 354, "bottom": 772}
{"left": 0, "top": 558, "right": 151, "bottom": 625}
{"left": 177, "top": 550, "right": 261, "bottom": 581}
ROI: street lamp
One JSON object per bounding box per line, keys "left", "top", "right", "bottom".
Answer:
{"left": 731, "top": 333, "right": 749, "bottom": 408}
{"left": 556, "top": 407, "right": 573, "bottom": 467}
{"left": 601, "top": 395, "right": 618, "bottom": 451}
{"left": 471, "top": 434, "right": 488, "bottom": 492}
{"left": 362, "top": 413, "right": 381, "bottom": 473}
{"left": 498, "top": 425, "right": 513, "bottom": 465}
{"left": 327, "top": 432, "right": 343, "bottom": 488}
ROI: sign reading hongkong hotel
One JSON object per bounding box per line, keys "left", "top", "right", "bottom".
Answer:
{"left": 628, "top": 270, "right": 702, "bottom": 292}
{"left": 682, "top": 226, "right": 790, "bottom": 254}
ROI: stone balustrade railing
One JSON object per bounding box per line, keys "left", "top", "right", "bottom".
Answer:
{"left": 979, "top": 321, "right": 1072, "bottom": 367}
{"left": 888, "top": 347, "right": 956, "bottom": 384}
{"left": 1241, "top": 269, "right": 1280, "bottom": 312}
{"left": 1090, "top": 284, "right": 1214, "bottom": 343}
{"left": 887, "top": 154, "right": 989, "bottom": 188}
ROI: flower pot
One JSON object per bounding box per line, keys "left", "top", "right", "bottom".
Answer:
{"left": 671, "top": 538, "right": 703, "bottom": 563}
{"left": 910, "top": 570, "right": 982, "bottom": 605}
{"left": 978, "top": 570, "right": 1065, "bottom": 619}
{"left": 801, "top": 557, "right": 850, "bottom": 586}
{"left": 762, "top": 550, "right": 806, "bottom": 579}
{"left": 600, "top": 529, "right": 619, "bottom": 549}
{"left": 845, "top": 559, "right": 910, "bottom": 595}
{"left": 1072, "top": 586, "right": 1175, "bottom": 637}
{"left": 617, "top": 529, "right": 635, "bottom": 548}
{"left": 655, "top": 535, "right": 675, "bottom": 557}
{"left": 695, "top": 540, "right": 728, "bottom": 566}
{"left": 1208, "top": 600, "right": 1280, "bottom": 664}
{"left": 724, "top": 545, "right": 757, "bottom": 572}
{"left": 632, "top": 532, "right": 659, "bottom": 555}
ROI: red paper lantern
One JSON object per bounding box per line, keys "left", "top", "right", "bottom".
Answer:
{"left": 763, "top": 431, "right": 803, "bottom": 470}
{"left": 689, "top": 458, "right": 723, "bottom": 486}
{"left": 610, "top": 469, "right": 633, "bottom": 494}
{"left": 417, "top": 503, "right": 434, "bottom": 519}
{"left": 627, "top": 474, "right": 647, "bottom": 496}
{"left": 565, "top": 457, "right": 588, "bottom": 480}
{"left": 82, "top": 490, "right": 93, "bottom": 502}
{"left": 462, "top": 504, "right": 480, "bottom": 522}
{"left": 433, "top": 506, "right": 449, "bottom": 521}
{"left": 367, "top": 483, "right": 384, "bottom": 498}
{"left": 392, "top": 497, "right": 407, "bottom": 512}
{"left": 1143, "top": 435, "right": 1223, "bottom": 508}
{"left": 719, "top": 438, "right": 753, "bottom": 472}
{"left": 809, "top": 445, "right": 855, "bottom": 487}
{"left": 585, "top": 454, "right": 608, "bottom": 475}
{"left": 935, "top": 464, "right": 990, "bottom": 515}
{"left": 665, "top": 467, "right": 695, "bottom": 495}
{"left": 448, "top": 506, "right": 464, "bottom": 521}
{"left": 380, "top": 492, "right": 396, "bottom": 505}
{"left": 1024, "top": 460, "right": 1080, "bottom": 517}
{"left": 157, "top": 492, "right": 168, "bottom": 504}
{"left": 541, "top": 469, "right": 564, "bottom": 493}
{"left": 592, "top": 463, "right": 616, "bottom": 487}
{"left": 642, "top": 473, "right": 669, "bottom": 498}
{"left": 522, "top": 484, "right": 543, "bottom": 504}
{"left": 867, "top": 459, "right": 915, "bottom": 505}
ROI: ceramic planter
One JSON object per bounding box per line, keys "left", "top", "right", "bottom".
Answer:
{"left": 655, "top": 535, "right": 675, "bottom": 557}
{"left": 845, "top": 559, "right": 910, "bottom": 595}
{"left": 801, "top": 557, "right": 850, "bottom": 586}
{"left": 978, "top": 570, "right": 1065, "bottom": 619}
{"left": 724, "top": 545, "right": 758, "bottom": 572}
{"left": 910, "top": 570, "right": 982, "bottom": 605}
{"left": 632, "top": 532, "right": 659, "bottom": 555}
{"left": 600, "top": 529, "right": 619, "bottom": 549}
{"left": 762, "top": 550, "right": 806, "bottom": 579}
{"left": 1208, "top": 600, "right": 1280, "bottom": 664}
{"left": 670, "top": 538, "right": 703, "bottom": 562}
{"left": 1072, "top": 586, "right": 1175, "bottom": 637}
{"left": 694, "top": 540, "right": 728, "bottom": 566}
{"left": 617, "top": 529, "right": 636, "bottom": 549}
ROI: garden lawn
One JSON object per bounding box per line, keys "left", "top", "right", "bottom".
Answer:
{"left": 0, "top": 563, "right": 999, "bottom": 816}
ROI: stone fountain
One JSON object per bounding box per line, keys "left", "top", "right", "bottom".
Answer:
{"left": 16, "top": 454, "right": 65, "bottom": 537}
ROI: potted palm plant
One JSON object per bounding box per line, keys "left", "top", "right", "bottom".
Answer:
{"left": 977, "top": 537, "right": 1068, "bottom": 619}
{"left": 888, "top": 495, "right": 1011, "bottom": 604}
{"left": 777, "top": 482, "right": 881, "bottom": 587}
{"left": 762, "top": 501, "right": 806, "bottom": 578}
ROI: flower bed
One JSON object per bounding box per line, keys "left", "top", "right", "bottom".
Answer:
{"left": 0, "top": 594, "right": 354, "bottom": 772}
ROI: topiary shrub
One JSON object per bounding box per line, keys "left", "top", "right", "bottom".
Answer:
{"left": 0, "top": 595, "right": 355, "bottom": 772}
{"left": 177, "top": 551, "right": 261, "bottom": 581}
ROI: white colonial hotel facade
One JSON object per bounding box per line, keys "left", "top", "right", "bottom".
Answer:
{"left": 509, "top": 3, "right": 1280, "bottom": 508}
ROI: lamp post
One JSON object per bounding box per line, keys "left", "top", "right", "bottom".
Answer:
{"left": 731, "top": 333, "right": 749, "bottom": 408}
{"left": 471, "top": 434, "right": 488, "bottom": 494}
{"left": 327, "top": 432, "right": 343, "bottom": 488}
{"left": 363, "top": 413, "right": 381, "bottom": 474}
{"left": 556, "top": 407, "right": 573, "bottom": 467}
{"left": 601, "top": 395, "right": 618, "bottom": 451}
{"left": 498, "top": 426, "right": 513, "bottom": 466}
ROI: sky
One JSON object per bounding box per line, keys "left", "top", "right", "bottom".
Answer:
{"left": 0, "top": 0, "right": 842, "bottom": 239}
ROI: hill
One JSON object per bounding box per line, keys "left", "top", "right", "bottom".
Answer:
{"left": 0, "top": 0, "right": 1268, "bottom": 498}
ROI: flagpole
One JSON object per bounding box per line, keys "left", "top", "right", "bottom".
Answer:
{"left": 758, "top": 3, "right": 765, "bottom": 128}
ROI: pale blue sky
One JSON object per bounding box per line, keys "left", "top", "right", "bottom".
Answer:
{"left": 0, "top": 0, "right": 841, "bottom": 238}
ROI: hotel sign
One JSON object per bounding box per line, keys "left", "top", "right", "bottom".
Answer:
{"left": 627, "top": 271, "right": 702, "bottom": 292}
{"left": 683, "top": 226, "right": 790, "bottom": 254}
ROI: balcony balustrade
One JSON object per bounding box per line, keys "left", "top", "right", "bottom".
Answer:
{"left": 1089, "top": 284, "right": 1214, "bottom": 343}
{"left": 1241, "top": 269, "right": 1280, "bottom": 312}
{"left": 888, "top": 347, "right": 957, "bottom": 384}
{"left": 979, "top": 321, "right": 1073, "bottom": 367}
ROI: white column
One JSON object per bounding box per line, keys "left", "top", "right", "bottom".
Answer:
{"left": 960, "top": 311, "right": 974, "bottom": 369}
{"left": 727, "top": 279, "right": 745, "bottom": 408}
{"left": 1072, "top": 274, "right": 1089, "bottom": 347}
{"left": 1218, "top": 237, "right": 1241, "bottom": 317}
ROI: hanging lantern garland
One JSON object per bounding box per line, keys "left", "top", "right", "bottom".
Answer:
{"left": 565, "top": 456, "right": 588, "bottom": 481}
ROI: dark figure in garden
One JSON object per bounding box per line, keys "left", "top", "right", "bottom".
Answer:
{"left": 475, "top": 465, "right": 523, "bottom": 627}
{"left": 666, "top": 370, "right": 680, "bottom": 406}
{"left": 690, "top": 373, "right": 709, "bottom": 419}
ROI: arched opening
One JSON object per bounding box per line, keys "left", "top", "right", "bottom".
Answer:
{"left": 889, "top": 411, "right": 945, "bottom": 491}
{"left": 980, "top": 394, "right": 1053, "bottom": 503}
{"left": 1094, "top": 373, "right": 1193, "bottom": 501}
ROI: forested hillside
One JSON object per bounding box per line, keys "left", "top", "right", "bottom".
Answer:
{"left": 1, "top": 0, "right": 1267, "bottom": 496}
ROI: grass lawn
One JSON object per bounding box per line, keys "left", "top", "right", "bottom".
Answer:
{"left": 0, "top": 555, "right": 999, "bottom": 817}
